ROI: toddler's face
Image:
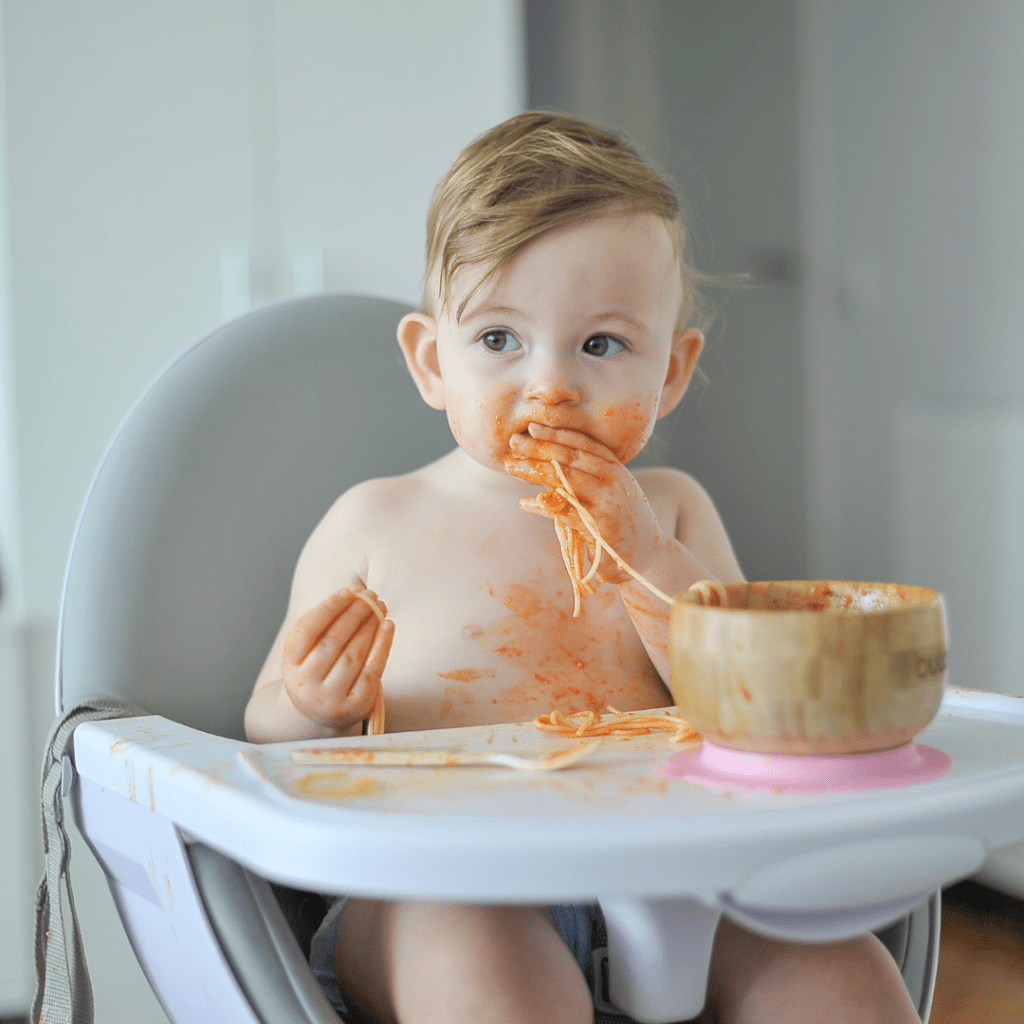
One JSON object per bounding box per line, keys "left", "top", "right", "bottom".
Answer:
{"left": 430, "top": 211, "right": 693, "bottom": 474}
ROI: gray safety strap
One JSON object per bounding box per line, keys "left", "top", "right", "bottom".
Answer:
{"left": 33, "top": 697, "right": 150, "bottom": 1024}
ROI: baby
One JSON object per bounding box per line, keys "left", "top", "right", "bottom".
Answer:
{"left": 246, "top": 114, "right": 919, "bottom": 1024}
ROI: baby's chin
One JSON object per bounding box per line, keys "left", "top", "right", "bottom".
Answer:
{"left": 453, "top": 438, "right": 528, "bottom": 480}
{"left": 615, "top": 428, "right": 656, "bottom": 464}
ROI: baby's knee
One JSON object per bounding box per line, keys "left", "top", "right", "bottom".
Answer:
{"left": 707, "top": 921, "right": 918, "bottom": 1024}
{"left": 797, "top": 933, "right": 919, "bottom": 1021}
{"left": 390, "top": 902, "right": 592, "bottom": 1024}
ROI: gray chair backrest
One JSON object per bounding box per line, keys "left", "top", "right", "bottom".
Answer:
{"left": 58, "top": 295, "right": 454, "bottom": 739}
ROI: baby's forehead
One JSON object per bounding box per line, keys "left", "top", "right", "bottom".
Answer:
{"left": 432, "top": 211, "right": 682, "bottom": 323}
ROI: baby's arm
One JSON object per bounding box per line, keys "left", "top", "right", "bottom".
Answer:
{"left": 616, "top": 467, "right": 744, "bottom": 679}
{"left": 245, "top": 489, "right": 395, "bottom": 744}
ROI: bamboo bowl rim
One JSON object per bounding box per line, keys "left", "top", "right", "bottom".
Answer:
{"left": 673, "top": 580, "right": 944, "bottom": 619}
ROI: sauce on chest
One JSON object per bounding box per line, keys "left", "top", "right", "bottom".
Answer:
{"left": 367, "top": 510, "right": 668, "bottom": 732}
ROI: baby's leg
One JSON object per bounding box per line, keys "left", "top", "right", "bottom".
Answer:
{"left": 701, "top": 916, "right": 920, "bottom": 1024}
{"left": 335, "top": 898, "right": 593, "bottom": 1024}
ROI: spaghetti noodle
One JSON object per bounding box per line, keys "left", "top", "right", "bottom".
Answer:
{"left": 686, "top": 579, "right": 729, "bottom": 607}
{"left": 534, "top": 706, "right": 698, "bottom": 743}
{"left": 547, "top": 462, "right": 674, "bottom": 616}
{"left": 353, "top": 591, "right": 387, "bottom": 735}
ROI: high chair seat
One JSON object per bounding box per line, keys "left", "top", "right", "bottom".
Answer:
{"left": 55, "top": 295, "right": 1024, "bottom": 1023}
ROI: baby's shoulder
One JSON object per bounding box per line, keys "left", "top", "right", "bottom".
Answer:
{"left": 635, "top": 465, "right": 744, "bottom": 583}
{"left": 634, "top": 465, "right": 715, "bottom": 517}
{"left": 285, "top": 467, "right": 445, "bottom": 607}
{"left": 315, "top": 469, "right": 435, "bottom": 538}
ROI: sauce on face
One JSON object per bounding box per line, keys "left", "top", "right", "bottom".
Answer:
{"left": 598, "top": 391, "right": 660, "bottom": 462}
{"left": 489, "top": 388, "right": 519, "bottom": 455}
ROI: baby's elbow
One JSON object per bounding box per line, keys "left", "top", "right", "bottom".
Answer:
{"left": 243, "top": 690, "right": 271, "bottom": 744}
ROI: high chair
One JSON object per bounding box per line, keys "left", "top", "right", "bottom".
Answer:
{"left": 54, "top": 294, "right": 1024, "bottom": 1024}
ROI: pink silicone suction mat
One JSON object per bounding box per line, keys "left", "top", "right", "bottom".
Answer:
{"left": 659, "top": 741, "right": 953, "bottom": 793}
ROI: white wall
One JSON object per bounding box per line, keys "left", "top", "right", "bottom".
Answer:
{"left": 819, "top": 0, "right": 1024, "bottom": 696}
{"left": 2, "top": 0, "right": 522, "bottom": 624}
{"left": 0, "top": 1, "right": 523, "bottom": 1017}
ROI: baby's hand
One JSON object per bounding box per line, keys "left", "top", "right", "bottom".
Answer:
{"left": 503, "top": 423, "right": 663, "bottom": 585}
{"left": 281, "top": 588, "right": 394, "bottom": 729}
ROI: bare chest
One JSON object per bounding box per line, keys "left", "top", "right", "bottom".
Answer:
{"left": 363, "top": 508, "right": 669, "bottom": 733}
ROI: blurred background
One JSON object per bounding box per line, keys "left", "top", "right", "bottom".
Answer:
{"left": 0, "top": 1, "right": 1022, "bottom": 1020}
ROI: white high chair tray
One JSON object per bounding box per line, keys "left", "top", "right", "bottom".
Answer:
{"left": 73, "top": 686, "right": 1024, "bottom": 910}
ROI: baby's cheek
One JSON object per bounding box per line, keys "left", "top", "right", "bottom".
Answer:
{"left": 444, "top": 394, "right": 478, "bottom": 450}
{"left": 599, "top": 392, "right": 660, "bottom": 462}
{"left": 445, "top": 398, "right": 465, "bottom": 442}
{"left": 489, "top": 405, "right": 518, "bottom": 458}
{"left": 446, "top": 388, "right": 520, "bottom": 462}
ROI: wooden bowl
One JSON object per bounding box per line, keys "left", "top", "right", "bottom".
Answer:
{"left": 669, "top": 581, "right": 947, "bottom": 754}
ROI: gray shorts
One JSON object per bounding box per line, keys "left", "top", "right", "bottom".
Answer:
{"left": 309, "top": 900, "right": 642, "bottom": 1023}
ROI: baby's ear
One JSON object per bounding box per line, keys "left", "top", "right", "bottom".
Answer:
{"left": 657, "top": 328, "right": 703, "bottom": 419}
{"left": 397, "top": 312, "right": 446, "bottom": 410}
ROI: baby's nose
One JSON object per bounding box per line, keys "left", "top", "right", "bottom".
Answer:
{"left": 524, "top": 374, "right": 581, "bottom": 406}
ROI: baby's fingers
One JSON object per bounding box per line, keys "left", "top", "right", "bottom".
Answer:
{"left": 317, "top": 605, "right": 381, "bottom": 686}
{"left": 283, "top": 611, "right": 383, "bottom": 727}
{"left": 502, "top": 454, "right": 558, "bottom": 488}
{"left": 526, "top": 421, "right": 618, "bottom": 461}
{"left": 520, "top": 492, "right": 571, "bottom": 519}
{"left": 347, "top": 618, "right": 396, "bottom": 720}
{"left": 285, "top": 589, "right": 386, "bottom": 678}
{"left": 519, "top": 496, "right": 589, "bottom": 543}
{"left": 283, "top": 589, "right": 360, "bottom": 666}
{"left": 510, "top": 422, "right": 619, "bottom": 470}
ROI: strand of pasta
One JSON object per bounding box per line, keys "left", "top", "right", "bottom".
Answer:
{"left": 687, "top": 579, "right": 729, "bottom": 607}
{"left": 352, "top": 590, "right": 387, "bottom": 735}
{"left": 534, "top": 706, "right": 698, "bottom": 743}
{"left": 554, "top": 518, "right": 582, "bottom": 616}
{"left": 549, "top": 462, "right": 675, "bottom": 615}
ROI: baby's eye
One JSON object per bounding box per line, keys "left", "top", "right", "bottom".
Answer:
{"left": 480, "top": 329, "right": 522, "bottom": 353}
{"left": 582, "top": 334, "right": 626, "bottom": 357}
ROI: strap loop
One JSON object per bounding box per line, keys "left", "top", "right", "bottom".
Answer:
{"left": 33, "top": 697, "right": 149, "bottom": 1024}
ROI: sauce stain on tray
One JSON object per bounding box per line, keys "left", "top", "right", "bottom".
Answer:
{"left": 297, "top": 772, "right": 384, "bottom": 800}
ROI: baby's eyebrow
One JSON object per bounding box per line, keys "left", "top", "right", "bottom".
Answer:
{"left": 585, "top": 311, "right": 647, "bottom": 333}
{"left": 461, "top": 304, "right": 521, "bottom": 324}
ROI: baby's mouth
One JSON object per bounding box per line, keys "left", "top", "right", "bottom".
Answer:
{"left": 514, "top": 418, "right": 592, "bottom": 441}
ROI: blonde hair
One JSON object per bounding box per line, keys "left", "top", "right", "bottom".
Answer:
{"left": 425, "top": 111, "right": 710, "bottom": 330}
